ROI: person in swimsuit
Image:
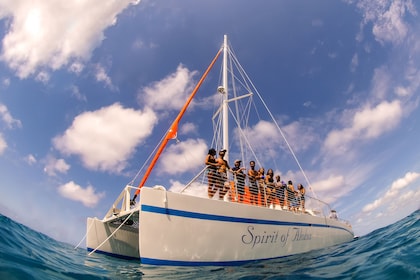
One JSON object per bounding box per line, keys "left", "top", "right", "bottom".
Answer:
{"left": 265, "top": 169, "right": 275, "bottom": 207}
{"left": 257, "top": 167, "right": 265, "bottom": 206}
{"left": 232, "top": 159, "right": 246, "bottom": 202}
{"left": 216, "top": 149, "right": 231, "bottom": 200}
{"left": 274, "top": 175, "right": 283, "bottom": 208}
{"left": 297, "top": 183, "right": 306, "bottom": 213}
{"left": 247, "top": 161, "right": 259, "bottom": 205}
{"left": 287, "top": 180, "right": 296, "bottom": 211}
{"left": 204, "top": 148, "right": 219, "bottom": 198}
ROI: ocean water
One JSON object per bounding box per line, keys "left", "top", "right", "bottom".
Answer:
{"left": 0, "top": 211, "right": 418, "bottom": 280}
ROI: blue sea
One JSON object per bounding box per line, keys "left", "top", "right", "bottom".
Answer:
{"left": 0, "top": 211, "right": 418, "bottom": 280}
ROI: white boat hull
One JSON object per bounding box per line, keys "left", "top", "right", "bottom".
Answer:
{"left": 87, "top": 214, "right": 139, "bottom": 259}
{"left": 87, "top": 187, "right": 353, "bottom": 265}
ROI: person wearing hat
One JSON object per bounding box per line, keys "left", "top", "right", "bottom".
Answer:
{"left": 232, "top": 159, "right": 246, "bottom": 203}
{"left": 216, "top": 149, "right": 231, "bottom": 200}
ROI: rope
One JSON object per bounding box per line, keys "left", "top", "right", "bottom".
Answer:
{"left": 180, "top": 166, "right": 208, "bottom": 193}
{"left": 74, "top": 220, "right": 94, "bottom": 250}
{"left": 87, "top": 211, "right": 135, "bottom": 256}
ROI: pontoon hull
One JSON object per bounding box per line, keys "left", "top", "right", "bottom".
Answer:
{"left": 87, "top": 216, "right": 139, "bottom": 259}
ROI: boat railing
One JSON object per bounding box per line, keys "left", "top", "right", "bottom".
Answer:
{"left": 109, "top": 168, "right": 349, "bottom": 224}
{"left": 179, "top": 167, "right": 342, "bottom": 220}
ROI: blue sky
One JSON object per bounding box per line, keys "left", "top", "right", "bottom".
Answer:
{"left": 0, "top": 0, "right": 419, "bottom": 246}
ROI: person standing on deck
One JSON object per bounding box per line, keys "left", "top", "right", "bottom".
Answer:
{"left": 297, "top": 183, "right": 306, "bottom": 213}
{"left": 287, "top": 180, "right": 296, "bottom": 211}
{"left": 232, "top": 159, "right": 246, "bottom": 203}
{"left": 216, "top": 149, "right": 231, "bottom": 200}
{"left": 274, "top": 175, "right": 283, "bottom": 208}
{"left": 265, "top": 169, "right": 275, "bottom": 207}
{"left": 257, "top": 167, "right": 266, "bottom": 206}
{"left": 204, "top": 148, "right": 219, "bottom": 198}
{"left": 247, "top": 161, "right": 259, "bottom": 205}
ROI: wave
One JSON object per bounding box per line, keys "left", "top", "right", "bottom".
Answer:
{"left": 0, "top": 210, "right": 418, "bottom": 279}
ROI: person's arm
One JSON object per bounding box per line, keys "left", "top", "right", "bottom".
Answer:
{"left": 265, "top": 175, "right": 271, "bottom": 185}
{"left": 248, "top": 170, "right": 255, "bottom": 180}
{"left": 204, "top": 155, "right": 210, "bottom": 165}
{"left": 225, "top": 160, "right": 231, "bottom": 172}
{"left": 205, "top": 155, "right": 219, "bottom": 167}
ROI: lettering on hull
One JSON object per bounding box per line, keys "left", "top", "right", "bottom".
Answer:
{"left": 241, "top": 226, "right": 312, "bottom": 248}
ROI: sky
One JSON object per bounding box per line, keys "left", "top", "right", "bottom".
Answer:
{"left": 0, "top": 0, "right": 419, "bottom": 246}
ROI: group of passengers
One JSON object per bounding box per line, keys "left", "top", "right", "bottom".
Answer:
{"left": 205, "top": 148, "right": 306, "bottom": 212}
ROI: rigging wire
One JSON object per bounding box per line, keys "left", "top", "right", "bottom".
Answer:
{"left": 129, "top": 132, "right": 167, "bottom": 186}
{"left": 227, "top": 44, "right": 318, "bottom": 199}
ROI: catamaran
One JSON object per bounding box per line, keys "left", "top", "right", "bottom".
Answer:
{"left": 86, "top": 35, "right": 354, "bottom": 266}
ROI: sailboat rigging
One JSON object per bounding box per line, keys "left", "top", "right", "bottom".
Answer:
{"left": 130, "top": 48, "right": 222, "bottom": 203}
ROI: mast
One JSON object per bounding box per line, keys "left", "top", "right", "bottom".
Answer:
{"left": 222, "top": 34, "right": 229, "bottom": 162}
{"left": 131, "top": 48, "right": 222, "bottom": 202}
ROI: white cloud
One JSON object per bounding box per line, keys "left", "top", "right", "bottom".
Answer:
{"left": 0, "top": 0, "right": 140, "bottom": 78}
{"left": 353, "top": 100, "right": 402, "bottom": 138}
{"left": 371, "top": 1, "right": 412, "bottom": 45}
{"left": 69, "top": 85, "right": 87, "bottom": 102}
{"left": 0, "top": 133, "right": 6, "bottom": 155}
{"left": 69, "top": 62, "right": 85, "bottom": 74}
{"left": 35, "top": 71, "right": 50, "bottom": 84}
{"left": 2, "top": 77, "right": 10, "bottom": 87}
{"left": 324, "top": 100, "right": 403, "bottom": 155}
{"left": 371, "top": 66, "right": 391, "bottom": 99}
{"left": 168, "top": 179, "right": 208, "bottom": 198}
{"left": 283, "top": 121, "right": 317, "bottom": 153}
{"left": 139, "top": 64, "right": 198, "bottom": 111}
{"left": 362, "top": 171, "right": 420, "bottom": 212}
{"left": 355, "top": 173, "right": 420, "bottom": 235}
{"left": 159, "top": 138, "right": 207, "bottom": 175}
{"left": 303, "top": 101, "right": 312, "bottom": 108}
{"left": 180, "top": 122, "right": 198, "bottom": 135}
{"left": 94, "top": 64, "right": 117, "bottom": 91}
{"left": 132, "top": 39, "right": 145, "bottom": 50}
{"left": 53, "top": 103, "right": 157, "bottom": 173}
{"left": 235, "top": 119, "right": 315, "bottom": 162}
{"left": 242, "top": 120, "right": 282, "bottom": 154}
{"left": 394, "top": 63, "right": 420, "bottom": 98}
{"left": 394, "top": 86, "right": 410, "bottom": 97}
{"left": 58, "top": 181, "right": 105, "bottom": 208}
{"left": 0, "top": 103, "right": 21, "bottom": 129}
{"left": 312, "top": 175, "right": 345, "bottom": 193}
{"left": 307, "top": 174, "right": 355, "bottom": 205}
{"left": 43, "top": 156, "right": 70, "bottom": 176}
{"left": 350, "top": 53, "right": 359, "bottom": 72}
{"left": 355, "top": 0, "right": 417, "bottom": 46}
{"left": 24, "top": 154, "right": 37, "bottom": 165}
